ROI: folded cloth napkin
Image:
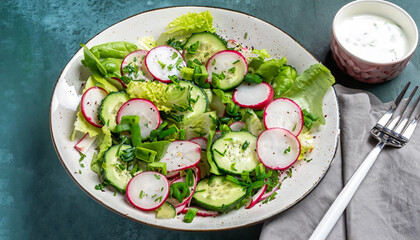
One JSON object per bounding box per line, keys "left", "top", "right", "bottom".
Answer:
{"left": 259, "top": 84, "right": 420, "bottom": 240}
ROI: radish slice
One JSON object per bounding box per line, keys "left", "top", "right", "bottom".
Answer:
{"left": 116, "top": 98, "right": 161, "bottom": 139}
{"left": 263, "top": 98, "right": 303, "bottom": 136}
{"left": 257, "top": 128, "right": 301, "bottom": 170}
{"left": 144, "top": 46, "right": 186, "bottom": 83}
{"left": 126, "top": 171, "right": 169, "bottom": 211}
{"left": 81, "top": 87, "right": 108, "bottom": 128}
{"left": 159, "top": 141, "right": 201, "bottom": 172}
{"left": 245, "top": 184, "right": 268, "bottom": 209}
{"left": 166, "top": 171, "right": 180, "bottom": 179}
{"left": 182, "top": 207, "right": 219, "bottom": 217}
{"left": 108, "top": 77, "right": 127, "bottom": 90}
{"left": 190, "top": 137, "right": 207, "bottom": 150}
{"left": 175, "top": 202, "right": 188, "bottom": 214}
{"left": 233, "top": 82, "right": 274, "bottom": 110}
{"left": 74, "top": 133, "right": 97, "bottom": 154}
{"left": 206, "top": 50, "right": 248, "bottom": 90}
{"left": 229, "top": 121, "right": 246, "bottom": 131}
{"left": 121, "top": 50, "right": 152, "bottom": 81}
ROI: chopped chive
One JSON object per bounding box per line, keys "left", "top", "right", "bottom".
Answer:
{"left": 214, "top": 148, "right": 225, "bottom": 156}
{"left": 154, "top": 196, "right": 163, "bottom": 202}
{"left": 113, "top": 192, "right": 117, "bottom": 196}
{"left": 158, "top": 60, "right": 166, "bottom": 69}
{"left": 292, "top": 124, "right": 297, "bottom": 132}
{"left": 139, "top": 190, "right": 144, "bottom": 199}
{"left": 287, "top": 168, "right": 293, "bottom": 178}
{"left": 284, "top": 146, "right": 291, "bottom": 154}
{"left": 244, "top": 32, "right": 248, "bottom": 39}
{"left": 212, "top": 59, "right": 216, "bottom": 66}
{"left": 78, "top": 152, "right": 86, "bottom": 162}
{"left": 171, "top": 52, "right": 178, "bottom": 59}
{"left": 242, "top": 141, "right": 250, "bottom": 151}
{"left": 204, "top": 52, "right": 209, "bottom": 57}
{"left": 154, "top": 174, "right": 161, "bottom": 180}
{"left": 151, "top": 194, "right": 157, "bottom": 198}
{"left": 167, "top": 64, "right": 174, "bottom": 71}
{"left": 304, "top": 158, "right": 313, "bottom": 163}
{"left": 233, "top": 60, "right": 239, "bottom": 64}
{"left": 230, "top": 163, "right": 237, "bottom": 171}
{"left": 78, "top": 170, "right": 82, "bottom": 174}
{"left": 228, "top": 67, "right": 236, "bottom": 74}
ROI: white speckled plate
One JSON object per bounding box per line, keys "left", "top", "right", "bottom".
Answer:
{"left": 50, "top": 6, "right": 339, "bottom": 231}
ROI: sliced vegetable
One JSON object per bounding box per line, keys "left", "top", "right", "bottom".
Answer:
{"left": 263, "top": 98, "right": 303, "bottom": 136}
{"left": 182, "top": 207, "right": 219, "bottom": 217}
{"left": 102, "top": 144, "right": 133, "bottom": 192}
{"left": 121, "top": 50, "right": 152, "bottom": 81}
{"left": 98, "top": 91, "right": 130, "bottom": 131}
{"left": 159, "top": 141, "right": 201, "bottom": 172}
{"left": 192, "top": 176, "right": 246, "bottom": 212}
{"left": 189, "top": 137, "right": 207, "bottom": 150}
{"left": 156, "top": 201, "right": 176, "bottom": 219}
{"left": 232, "top": 82, "right": 274, "bottom": 110}
{"left": 206, "top": 50, "right": 248, "bottom": 90}
{"left": 74, "top": 133, "right": 97, "bottom": 154}
{"left": 245, "top": 184, "right": 268, "bottom": 209}
{"left": 81, "top": 87, "right": 108, "bottom": 128}
{"left": 212, "top": 131, "right": 259, "bottom": 175}
{"left": 144, "top": 46, "right": 186, "bottom": 83}
{"left": 116, "top": 98, "right": 161, "bottom": 139}
{"left": 256, "top": 128, "right": 301, "bottom": 170}
{"left": 126, "top": 171, "right": 169, "bottom": 211}
{"left": 183, "top": 32, "right": 227, "bottom": 64}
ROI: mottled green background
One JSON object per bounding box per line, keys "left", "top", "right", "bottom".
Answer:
{"left": 1, "top": 0, "right": 419, "bottom": 239}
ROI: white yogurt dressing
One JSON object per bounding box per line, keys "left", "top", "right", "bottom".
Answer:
{"left": 337, "top": 14, "right": 408, "bottom": 63}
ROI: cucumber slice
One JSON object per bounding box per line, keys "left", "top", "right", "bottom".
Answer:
{"left": 192, "top": 176, "right": 246, "bottom": 212}
{"left": 212, "top": 131, "right": 260, "bottom": 175}
{"left": 99, "top": 91, "right": 130, "bottom": 131}
{"left": 156, "top": 201, "right": 176, "bottom": 219}
{"left": 183, "top": 32, "right": 227, "bottom": 64}
{"left": 102, "top": 144, "right": 133, "bottom": 192}
{"left": 172, "top": 81, "right": 208, "bottom": 122}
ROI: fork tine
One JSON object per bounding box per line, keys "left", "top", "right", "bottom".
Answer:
{"left": 394, "top": 94, "right": 420, "bottom": 134}
{"left": 387, "top": 86, "right": 418, "bottom": 130}
{"left": 401, "top": 113, "right": 420, "bottom": 141}
{"left": 376, "top": 82, "right": 411, "bottom": 128}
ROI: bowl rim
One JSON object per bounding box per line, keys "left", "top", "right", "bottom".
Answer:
{"left": 49, "top": 5, "right": 341, "bottom": 231}
{"left": 331, "top": 0, "right": 418, "bottom": 66}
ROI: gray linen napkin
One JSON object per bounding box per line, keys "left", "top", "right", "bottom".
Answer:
{"left": 260, "top": 84, "right": 420, "bottom": 240}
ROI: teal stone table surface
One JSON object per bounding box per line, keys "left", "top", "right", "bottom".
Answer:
{"left": 1, "top": 0, "right": 419, "bottom": 239}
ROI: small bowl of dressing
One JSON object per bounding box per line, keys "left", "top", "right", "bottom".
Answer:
{"left": 331, "top": 0, "right": 418, "bottom": 83}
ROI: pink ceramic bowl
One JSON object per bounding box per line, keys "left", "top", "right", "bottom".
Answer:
{"left": 331, "top": 0, "right": 418, "bottom": 84}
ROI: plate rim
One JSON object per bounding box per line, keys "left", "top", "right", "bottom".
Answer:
{"left": 49, "top": 5, "right": 340, "bottom": 231}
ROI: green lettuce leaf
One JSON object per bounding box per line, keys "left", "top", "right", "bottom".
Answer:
{"left": 137, "top": 36, "right": 157, "bottom": 51}
{"left": 90, "top": 127, "right": 112, "bottom": 174}
{"left": 73, "top": 111, "right": 102, "bottom": 137}
{"left": 157, "top": 11, "right": 216, "bottom": 45}
{"left": 255, "top": 58, "right": 287, "bottom": 83}
{"left": 126, "top": 81, "right": 190, "bottom": 113}
{"left": 281, "top": 63, "right": 335, "bottom": 125}
{"left": 272, "top": 65, "right": 297, "bottom": 98}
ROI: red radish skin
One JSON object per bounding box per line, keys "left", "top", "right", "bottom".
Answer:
{"left": 245, "top": 184, "right": 268, "bottom": 209}
{"left": 175, "top": 202, "right": 188, "bottom": 215}
{"left": 74, "top": 133, "right": 97, "bottom": 154}
{"left": 144, "top": 46, "right": 186, "bottom": 83}
{"left": 81, "top": 87, "right": 108, "bottom": 128}
{"left": 159, "top": 141, "right": 201, "bottom": 172}
{"left": 232, "top": 82, "right": 274, "bottom": 110}
{"left": 263, "top": 98, "right": 304, "bottom": 136}
{"left": 260, "top": 172, "right": 284, "bottom": 201}
{"left": 126, "top": 171, "right": 169, "bottom": 211}
{"left": 206, "top": 50, "right": 248, "bottom": 84}
{"left": 166, "top": 167, "right": 199, "bottom": 208}
{"left": 229, "top": 121, "right": 246, "bottom": 131}
{"left": 166, "top": 171, "right": 181, "bottom": 179}
{"left": 256, "top": 128, "right": 301, "bottom": 170}
{"left": 182, "top": 207, "right": 219, "bottom": 217}
{"left": 120, "top": 50, "right": 152, "bottom": 81}
{"left": 189, "top": 137, "right": 207, "bottom": 150}
{"left": 116, "top": 98, "right": 161, "bottom": 139}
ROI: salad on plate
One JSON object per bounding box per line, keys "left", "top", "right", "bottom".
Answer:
{"left": 71, "top": 11, "right": 335, "bottom": 223}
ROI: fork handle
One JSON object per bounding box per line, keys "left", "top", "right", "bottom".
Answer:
{"left": 309, "top": 141, "right": 386, "bottom": 240}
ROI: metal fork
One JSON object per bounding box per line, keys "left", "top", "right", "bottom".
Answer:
{"left": 310, "top": 82, "right": 420, "bottom": 240}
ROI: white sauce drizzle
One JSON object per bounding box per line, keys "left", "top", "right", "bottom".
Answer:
{"left": 337, "top": 14, "right": 408, "bottom": 63}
